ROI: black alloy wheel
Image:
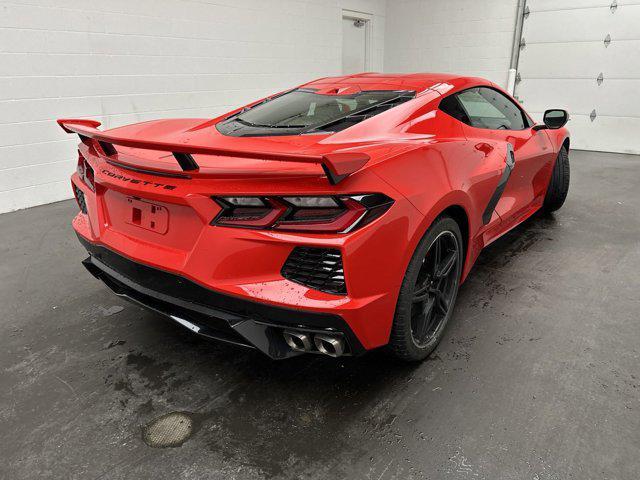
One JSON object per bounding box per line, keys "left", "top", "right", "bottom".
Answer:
{"left": 410, "top": 230, "right": 460, "bottom": 347}
{"left": 388, "top": 216, "right": 464, "bottom": 361}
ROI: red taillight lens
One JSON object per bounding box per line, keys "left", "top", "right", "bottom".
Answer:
{"left": 211, "top": 194, "right": 393, "bottom": 233}
{"left": 275, "top": 197, "right": 366, "bottom": 232}
{"left": 84, "top": 162, "right": 94, "bottom": 191}
{"left": 77, "top": 152, "right": 95, "bottom": 191}
{"left": 77, "top": 154, "right": 85, "bottom": 177}
{"left": 213, "top": 197, "right": 286, "bottom": 228}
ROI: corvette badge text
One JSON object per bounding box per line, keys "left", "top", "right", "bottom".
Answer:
{"left": 101, "top": 169, "right": 177, "bottom": 190}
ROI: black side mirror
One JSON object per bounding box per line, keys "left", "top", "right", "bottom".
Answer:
{"left": 533, "top": 109, "right": 569, "bottom": 130}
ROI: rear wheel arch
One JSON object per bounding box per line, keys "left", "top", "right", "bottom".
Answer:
{"left": 388, "top": 214, "right": 465, "bottom": 361}
{"left": 542, "top": 144, "right": 570, "bottom": 213}
{"left": 408, "top": 200, "right": 472, "bottom": 281}
{"left": 439, "top": 205, "right": 469, "bottom": 267}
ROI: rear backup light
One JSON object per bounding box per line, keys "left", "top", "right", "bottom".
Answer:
{"left": 77, "top": 152, "right": 95, "bottom": 191}
{"left": 211, "top": 194, "right": 393, "bottom": 233}
{"left": 283, "top": 197, "right": 339, "bottom": 208}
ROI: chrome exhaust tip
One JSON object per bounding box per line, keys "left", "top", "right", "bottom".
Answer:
{"left": 283, "top": 330, "right": 312, "bottom": 352}
{"left": 313, "top": 334, "right": 345, "bottom": 357}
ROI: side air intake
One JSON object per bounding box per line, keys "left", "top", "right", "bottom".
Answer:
{"left": 281, "top": 247, "right": 346, "bottom": 295}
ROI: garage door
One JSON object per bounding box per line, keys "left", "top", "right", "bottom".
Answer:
{"left": 515, "top": 0, "right": 640, "bottom": 154}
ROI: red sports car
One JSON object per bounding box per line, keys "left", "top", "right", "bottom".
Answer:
{"left": 59, "top": 73, "right": 570, "bottom": 361}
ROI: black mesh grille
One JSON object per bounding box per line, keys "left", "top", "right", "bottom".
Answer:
{"left": 74, "top": 185, "right": 87, "bottom": 214}
{"left": 281, "top": 247, "right": 346, "bottom": 295}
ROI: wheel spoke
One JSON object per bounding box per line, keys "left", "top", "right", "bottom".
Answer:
{"left": 435, "top": 292, "right": 449, "bottom": 315}
{"left": 412, "top": 291, "right": 429, "bottom": 303}
{"left": 409, "top": 229, "right": 460, "bottom": 348}
{"left": 422, "top": 295, "right": 435, "bottom": 316}
{"left": 436, "top": 251, "right": 457, "bottom": 278}
{"left": 412, "top": 279, "right": 429, "bottom": 302}
{"left": 431, "top": 237, "right": 442, "bottom": 275}
{"left": 416, "top": 297, "right": 435, "bottom": 340}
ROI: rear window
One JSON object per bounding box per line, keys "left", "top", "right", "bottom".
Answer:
{"left": 217, "top": 89, "right": 415, "bottom": 137}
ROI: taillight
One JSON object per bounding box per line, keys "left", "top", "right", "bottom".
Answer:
{"left": 84, "top": 162, "right": 94, "bottom": 190}
{"left": 213, "top": 197, "right": 286, "bottom": 228}
{"left": 276, "top": 197, "right": 365, "bottom": 232}
{"left": 76, "top": 154, "right": 85, "bottom": 177}
{"left": 211, "top": 194, "right": 393, "bottom": 233}
{"left": 77, "top": 152, "right": 95, "bottom": 191}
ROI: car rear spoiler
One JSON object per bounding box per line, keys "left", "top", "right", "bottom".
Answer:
{"left": 57, "top": 119, "right": 369, "bottom": 185}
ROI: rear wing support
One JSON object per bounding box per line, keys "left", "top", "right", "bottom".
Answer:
{"left": 57, "top": 119, "right": 369, "bottom": 184}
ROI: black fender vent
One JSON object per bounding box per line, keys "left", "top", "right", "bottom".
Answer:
{"left": 281, "top": 247, "right": 346, "bottom": 295}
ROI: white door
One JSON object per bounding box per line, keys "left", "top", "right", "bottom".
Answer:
{"left": 342, "top": 15, "right": 369, "bottom": 75}
{"left": 515, "top": 0, "right": 640, "bottom": 154}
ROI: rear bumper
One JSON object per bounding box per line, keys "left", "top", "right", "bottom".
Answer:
{"left": 79, "top": 236, "right": 365, "bottom": 359}
{"left": 69, "top": 151, "right": 422, "bottom": 352}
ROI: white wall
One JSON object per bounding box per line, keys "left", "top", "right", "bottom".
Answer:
{"left": 384, "top": 0, "right": 518, "bottom": 88}
{"left": 0, "top": 0, "right": 386, "bottom": 214}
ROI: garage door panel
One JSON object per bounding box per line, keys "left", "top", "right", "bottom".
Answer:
{"left": 516, "top": 1, "right": 640, "bottom": 154}
{"left": 518, "top": 41, "right": 640, "bottom": 78}
{"left": 527, "top": 0, "right": 640, "bottom": 11}
{"left": 527, "top": 112, "right": 640, "bottom": 154}
{"left": 517, "top": 79, "right": 640, "bottom": 118}
{"left": 517, "top": 79, "right": 591, "bottom": 113}
{"left": 528, "top": 0, "right": 609, "bottom": 10}
{"left": 522, "top": 5, "right": 640, "bottom": 43}
{"left": 595, "top": 79, "right": 640, "bottom": 115}
{"left": 533, "top": 114, "right": 640, "bottom": 154}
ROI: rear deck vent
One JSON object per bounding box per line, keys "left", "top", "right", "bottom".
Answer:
{"left": 74, "top": 185, "right": 88, "bottom": 214}
{"left": 281, "top": 247, "right": 346, "bottom": 295}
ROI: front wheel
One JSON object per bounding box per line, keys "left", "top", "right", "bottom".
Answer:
{"left": 542, "top": 146, "right": 570, "bottom": 213}
{"left": 388, "top": 216, "right": 464, "bottom": 361}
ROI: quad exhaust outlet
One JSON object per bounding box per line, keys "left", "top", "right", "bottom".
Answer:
{"left": 283, "top": 331, "right": 312, "bottom": 352}
{"left": 314, "top": 334, "right": 345, "bottom": 357}
{"left": 282, "top": 330, "right": 345, "bottom": 357}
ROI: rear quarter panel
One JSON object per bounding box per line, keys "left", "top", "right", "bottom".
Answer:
{"left": 370, "top": 110, "right": 512, "bottom": 281}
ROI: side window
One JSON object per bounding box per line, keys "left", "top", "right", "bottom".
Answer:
{"left": 439, "top": 94, "right": 470, "bottom": 125}
{"left": 454, "top": 87, "right": 527, "bottom": 130}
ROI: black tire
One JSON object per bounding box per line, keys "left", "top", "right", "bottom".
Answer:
{"left": 388, "top": 216, "right": 464, "bottom": 361}
{"left": 542, "top": 146, "right": 570, "bottom": 213}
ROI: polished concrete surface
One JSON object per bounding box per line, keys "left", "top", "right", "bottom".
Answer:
{"left": 1, "top": 150, "right": 639, "bottom": 479}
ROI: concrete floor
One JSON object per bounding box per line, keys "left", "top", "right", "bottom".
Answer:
{"left": 1, "top": 150, "right": 639, "bottom": 479}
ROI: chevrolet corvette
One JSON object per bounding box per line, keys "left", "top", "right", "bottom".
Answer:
{"left": 59, "top": 73, "right": 570, "bottom": 361}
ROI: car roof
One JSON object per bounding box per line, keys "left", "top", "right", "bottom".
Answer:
{"left": 301, "top": 72, "right": 492, "bottom": 93}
